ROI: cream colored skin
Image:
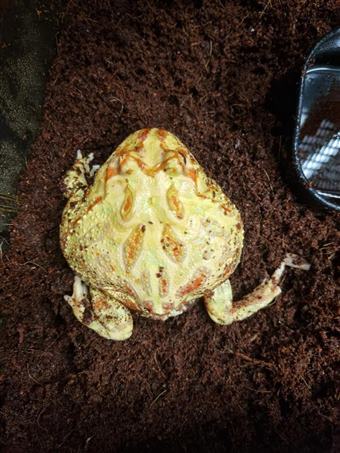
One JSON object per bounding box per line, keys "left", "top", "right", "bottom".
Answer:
{"left": 60, "top": 128, "right": 310, "bottom": 340}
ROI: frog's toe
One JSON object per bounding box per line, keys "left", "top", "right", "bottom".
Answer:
{"left": 65, "top": 276, "right": 133, "bottom": 340}
{"left": 205, "top": 254, "right": 310, "bottom": 325}
{"left": 63, "top": 151, "right": 94, "bottom": 200}
{"left": 64, "top": 275, "right": 89, "bottom": 321}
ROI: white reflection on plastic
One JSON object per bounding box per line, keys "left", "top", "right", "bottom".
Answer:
{"left": 300, "top": 119, "right": 340, "bottom": 198}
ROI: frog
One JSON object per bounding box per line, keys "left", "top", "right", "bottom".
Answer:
{"left": 60, "top": 128, "right": 310, "bottom": 340}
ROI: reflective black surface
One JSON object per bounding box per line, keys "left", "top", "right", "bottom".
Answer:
{"left": 294, "top": 28, "right": 340, "bottom": 210}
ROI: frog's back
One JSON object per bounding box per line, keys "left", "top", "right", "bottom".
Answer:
{"left": 62, "top": 129, "right": 243, "bottom": 319}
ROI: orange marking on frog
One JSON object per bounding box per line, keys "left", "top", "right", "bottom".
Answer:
{"left": 144, "top": 301, "right": 154, "bottom": 314}
{"left": 159, "top": 276, "right": 169, "bottom": 297}
{"left": 137, "top": 128, "right": 150, "bottom": 141}
{"left": 120, "top": 185, "right": 134, "bottom": 220}
{"left": 105, "top": 166, "right": 118, "bottom": 181}
{"left": 221, "top": 203, "right": 232, "bottom": 214}
{"left": 113, "top": 145, "right": 191, "bottom": 178}
{"left": 159, "top": 144, "right": 186, "bottom": 171}
{"left": 121, "top": 296, "right": 140, "bottom": 312}
{"left": 223, "top": 265, "right": 232, "bottom": 278}
{"left": 123, "top": 195, "right": 132, "bottom": 212}
{"left": 169, "top": 195, "right": 183, "bottom": 218}
{"left": 116, "top": 146, "right": 129, "bottom": 157}
{"left": 161, "top": 225, "right": 185, "bottom": 263}
{"left": 133, "top": 155, "right": 176, "bottom": 176}
{"left": 135, "top": 143, "right": 144, "bottom": 152}
{"left": 186, "top": 168, "right": 197, "bottom": 184}
{"left": 156, "top": 128, "right": 168, "bottom": 141}
{"left": 167, "top": 185, "right": 184, "bottom": 219}
{"left": 163, "top": 302, "right": 173, "bottom": 311}
{"left": 159, "top": 142, "right": 170, "bottom": 152}
{"left": 197, "top": 192, "right": 210, "bottom": 200}
{"left": 178, "top": 271, "right": 207, "bottom": 297}
{"left": 86, "top": 196, "right": 102, "bottom": 213}
{"left": 123, "top": 224, "right": 145, "bottom": 272}
{"left": 119, "top": 154, "right": 131, "bottom": 167}
{"left": 93, "top": 298, "right": 109, "bottom": 311}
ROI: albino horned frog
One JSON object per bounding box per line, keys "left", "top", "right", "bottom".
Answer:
{"left": 60, "top": 128, "right": 309, "bottom": 340}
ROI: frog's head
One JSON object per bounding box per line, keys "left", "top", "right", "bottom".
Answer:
{"left": 111, "top": 128, "right": 197, "bottom": 180}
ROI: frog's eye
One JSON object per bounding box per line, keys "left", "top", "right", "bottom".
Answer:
{"left": 163, "top": 164, "right": 180, "bottom": 177}
{"left": 166, "top": 184, "right": 184, "bottom": 219}
{"left": 120, "top": 184, "right": 134, "bottom": 221}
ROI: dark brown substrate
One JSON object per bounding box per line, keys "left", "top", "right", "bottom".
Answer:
{"left": 0, "top": 1, "right": 339, "bottom": 452}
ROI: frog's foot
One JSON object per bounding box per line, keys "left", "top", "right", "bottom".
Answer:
{"left": 63, "top": 151, "right": 99, "bottom": 201}
{"left": 204, "top": 253, "right": 310, "bottom": 325}
{"left": 65, "top": 275, "right": 133, "bottom": 340}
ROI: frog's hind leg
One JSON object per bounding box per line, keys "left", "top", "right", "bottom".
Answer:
{"left": 65, "top": 275, "right": 133, "bottom": 340}
{"left": 63, "top": 151, "right": 99, "bottom": 201}
{"left": 204, "top": 254, "right": 310, "bottom": 325}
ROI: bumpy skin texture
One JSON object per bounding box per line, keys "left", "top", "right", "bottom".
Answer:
{"left": 60, "top": 128, "right": 309, "bottom": 340}
{"left": 60, "top": 129, "right": 243, "bottom": 338}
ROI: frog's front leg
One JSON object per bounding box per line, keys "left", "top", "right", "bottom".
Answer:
{"left": 65, "top": 276, "right": 133, "bottom": 340}
{"left": 204, "top": 254, "right": 310, "bottom": 325}
{"left": 63, "top": 151, "right": 99, "bottom": 202}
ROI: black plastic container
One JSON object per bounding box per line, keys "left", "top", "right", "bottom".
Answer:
{"left": 294, "top": 28, "right": 340, "bottom": 211}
